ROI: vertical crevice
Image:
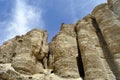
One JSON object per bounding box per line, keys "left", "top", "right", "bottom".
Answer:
{"left": 74, "top": 26, "right": 85, "bottom": 79}
{"left": 47, "top": 45, "right": 55, "bottom": 73}
{"left": 91, "top": 17, "right": 118, "bottom": 79}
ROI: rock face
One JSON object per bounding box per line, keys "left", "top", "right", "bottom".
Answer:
{"left": 76, "top": 15, "right": 109, "bottom": 80}
{"left": 12, "top": 29, "right": 48, "bottom": 75}
{"left": 0, "top": 0, "right": 120, "bottom": 80}
{"left": 0, "top": 29, "right": 49, "bottom": 80}
{"left": 49, "top": 24, "right": 80, "bottom": 78}
{"left": 92, "top": 3, "right": 120, "bottom": 79}
{"left": 108, "top": 0, "right": 120, "bottom": 16}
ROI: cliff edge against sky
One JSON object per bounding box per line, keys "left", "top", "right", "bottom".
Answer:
{"left": 0, "top": 0, "right": 120, "bottom": 80}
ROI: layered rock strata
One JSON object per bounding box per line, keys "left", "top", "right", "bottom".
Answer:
{"left": 92, "top": 3, "right": 120, "bottom": 79}
{"left": 0, "top": 0, "right": 120, "bottom": 80}
{"left": 76, "top": 15, "right": 109, "bottom": 80}
{"left": 0, "top": 29, "right": 49, "bottom": 80}
{"left": 49, "top": 24, "right": 80, "bottom": 78}
{"left": 107, "top": 0, "right": 120, "bottom": 16}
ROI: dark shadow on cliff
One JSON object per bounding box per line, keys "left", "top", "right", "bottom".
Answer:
{"left": 91, "top": 17, "right": 118, "bottom": 79}
{"left": 75, "top": 27, "right": 85, "bottom": 80}
{"left": 76, "top": 54, "right": 85, "bottom": 79}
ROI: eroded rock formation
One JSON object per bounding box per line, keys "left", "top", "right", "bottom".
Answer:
{"left": 0, "top": 0, "right": 120, "bottom": 80}
{"left": 49, "top": 24, "right": 80, "bottom": 78}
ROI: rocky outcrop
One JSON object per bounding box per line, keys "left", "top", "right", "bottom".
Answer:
{"left": 0, "top": 29, "right": 49, "bottom": 80}
{"left": 0, "top": 29, "right": 82, "bottom": 80}
{"left": 0, "top": 0, "right": 120, "bottom": 80}
{"left": 108, "top": 0, "right": 120, "bottom": 16}
{"left": 49, "top": 24, "right": 80, "bottom": 78}
{"left": 76, "top": 15, "right": 109, "bottom": 80}
{"left": 92, "top": 3, "right": 120, "bottom": 79}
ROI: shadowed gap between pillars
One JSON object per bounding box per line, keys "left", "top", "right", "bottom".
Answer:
{"left": 74, "top": 26, "right": 85, "bottom": 79}
{"left": 91, "top": 17, "right": 118, "bottom": 79}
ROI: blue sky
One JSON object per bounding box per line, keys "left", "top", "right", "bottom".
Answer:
{"left": 0, "top": 0, "right": 107, "bottom": 45}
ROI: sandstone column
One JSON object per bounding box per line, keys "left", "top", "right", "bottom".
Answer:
{"left": 49, "top": 24, "right": 80, "bottom": 78}
{"left": 92, "top": 3, "right": 120, "bottom": 79}
{"left": 76, "top": 15, "right": 109, "bottom": 80}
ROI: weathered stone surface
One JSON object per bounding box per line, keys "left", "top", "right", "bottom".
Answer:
{"left": 76, "top": 15, "right": 113, "bottom": 80}
{"left": 0, "top": 0, "right": 120, "bottom": 80}
{"left": 0, "top": 63, "right": 82, "bottom": 80}
{"left": 108, "top": 0, "right": 120, "bottom": 16}
{"left": 0, "top": 38, "right": 16, "bottom": 63}
{"left": 0, "top": 29, "right": 48, "bottom": 75}
{"left": 0, "top": 28, "right": 83, "bottom": 80}
{"left": 0, "top": 63, "right": 45, "bottom": 80}
{"left": 49, "top": 24, "right": 80, "bottom": 78}
{"left": 92, "top": 3, "right": 120, "bottom": 79}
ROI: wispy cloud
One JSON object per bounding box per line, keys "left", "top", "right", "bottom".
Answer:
{"left": 5, "top": 0, "right": 44, "bottom": 41}
{"left": 70, "top": 0, "right": 77, "bottom": 23}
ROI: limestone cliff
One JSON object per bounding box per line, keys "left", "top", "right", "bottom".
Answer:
{"left": 0, "top": 0, "right": 120, "bottom": 80}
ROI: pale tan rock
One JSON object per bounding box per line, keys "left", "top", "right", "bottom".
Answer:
{"left": 0, "top": 63, "right": 45, "bottom": 80}
{"left": 0, "top": 0, "right": 120, "bottom": 80}
{"left": 12, "top": 29, "right": 48, "bottom": 74}
{"left": 0, "top": 29, "right": 49, "bottom": 75}
{"left": 76, "top": 15, "right": 111, "bottom": 80}
{"left": 49, "top": 24, "right": 80, "bottom": 78}
{"left": 0, "top": 64, "right": 83, "bottom": 80}
{"left": 0, "top": 38, "right": 16, "bottom": 63}
{"left": 108, "top": 0, "right": 120, "bottom": 16}
{"left": 92, "top": 3, "right": 120, "bottom": 80}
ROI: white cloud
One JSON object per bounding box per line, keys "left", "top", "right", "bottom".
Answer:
{"left": 70, "top": 0, "right": 76, "bottom": 23}
{"left": 5, "top": 0, "right": 44, "bottom": 41}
